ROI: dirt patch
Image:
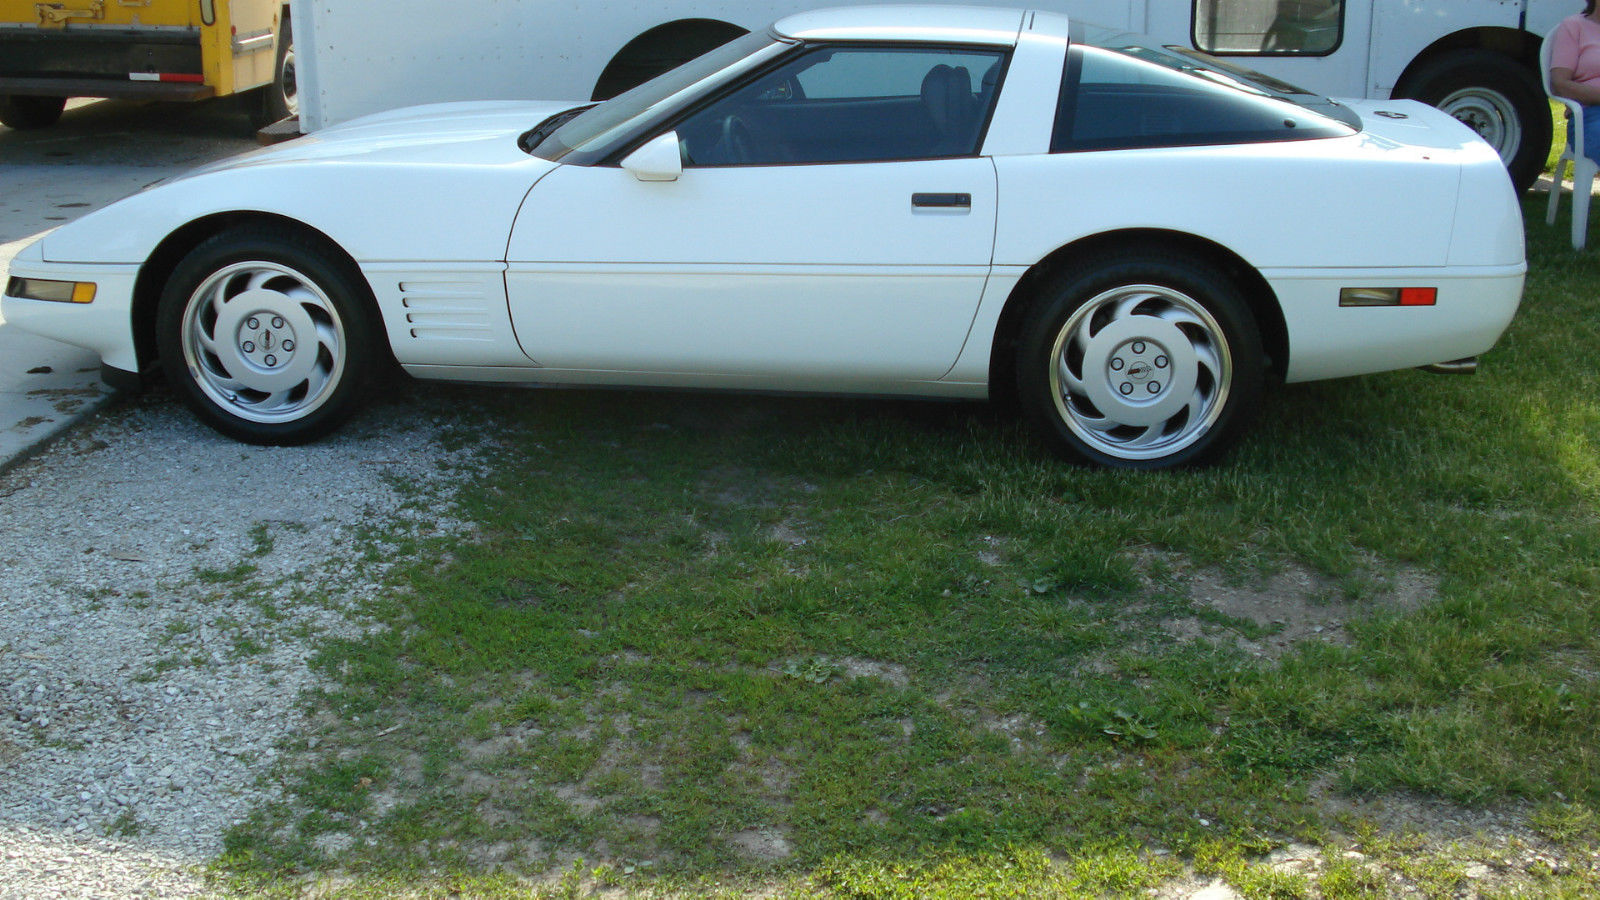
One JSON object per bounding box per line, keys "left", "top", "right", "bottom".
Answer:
{"left": 699, "top": 467, "right": 816, "bottom": 510}
{"left": 982, "top": 710, "right": 1051, "bottom": 753}
{"left": 1311, "top": 777, "right": 1533, "bottom": 846}
{"left": 837, "top": 657, "right": 909, "bottom": 688}
{"left": 1147, "top": 792, "right": 1600, "bottom": 899}
{"left": 1551, "top": 649, "right": 1599, "bottom": 683}
{"left": 728, "top": 826, "right": 793, "bottom": 861}
{"left": 553, "top": 784, "right": 603, "bottom": 815}
{"left": 976, "top": 534, "right": 1006, "bottom": 567}
{"left": 1140, "top": 551, "right": 1436, "bottom": 660}
{"left": 459, "top": 733, "right": 525, "bottom": 763}
{"left": 767, "top": 521, "right": 809, "bottom": 547}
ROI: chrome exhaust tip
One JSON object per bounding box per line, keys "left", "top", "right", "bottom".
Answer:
{"left": 1418, "top": 357, "right": 1478, "bottom": 375}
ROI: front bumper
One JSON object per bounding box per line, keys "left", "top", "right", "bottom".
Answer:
{"left": 2, "top": 239, "right": 142, "bottom": 373}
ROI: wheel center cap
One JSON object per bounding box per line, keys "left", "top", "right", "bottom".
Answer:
{"left": 1105, "top": 338, "right": 1170, "bottom": 396}
{"left": 237, "top": 312, "right": 298, "bottom": 370}
{"left": 1075, "top": 316, "right": 1199, "bottom": 429}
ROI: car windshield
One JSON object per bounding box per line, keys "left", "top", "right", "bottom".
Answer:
{"left": 530, "top": 30, "right": 791, "bottom": 163}
{"left": 1074, "top": 21, "right": 1361, "bottom": 130}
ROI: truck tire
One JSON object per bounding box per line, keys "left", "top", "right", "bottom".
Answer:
{"left": 591, "top": 20, "right": 747, "bottom": 100}
{"left": 249, "top": 12, "right": 296, "bottom": 126}
{"left": 1396, "top": 49, "right": 1550, "bottom": 193}
{"left": 0, "top": 95, "right": 67, "bottom": 130}
{"left": 268, "top": 13, "right": 297, "bottom": 119}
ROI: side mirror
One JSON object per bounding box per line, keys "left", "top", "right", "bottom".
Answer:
{"left": 621, "top": 132, "right": 683, "bottom": 182}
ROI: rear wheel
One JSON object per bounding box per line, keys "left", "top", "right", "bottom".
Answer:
{"left": 156, "top": 226, "right": 377, "bottom": 444}
{"left": 0, "top": 95, "right": 67, "bottom": 130}
{"left": 1016, "top": 250, "right": 1264, "bottom": 469}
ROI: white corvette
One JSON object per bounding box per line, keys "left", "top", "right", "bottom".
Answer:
{"left": 2, "top": 6, "right": 1524, "bottom": 468}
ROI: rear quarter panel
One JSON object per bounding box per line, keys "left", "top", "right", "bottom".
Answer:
{"left": 990, "top": 128, "right": 1525, "bottom": 382}
{"left": 991, "top": 134, "right": 1462, "bottom": 269}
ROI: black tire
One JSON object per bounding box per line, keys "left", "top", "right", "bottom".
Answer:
{"left": 0, "top": 95, "right": 67, "bottom": 130}
{"left": 1396, "top": 49, "right": 1550, "bottom": 193}
{"left": 156, "top": 225, "right": 379, "bottom": 445}
{"left": 591, "top": 21, "right": 748, "bottom": 100}
{"left": 1015, "top": 249, "right": 1264, "bottom": 470}
{"left": 248, "top": 12, "right": 296, "bottom": 127}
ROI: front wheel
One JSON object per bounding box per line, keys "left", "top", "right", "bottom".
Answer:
{"left": 1016, "top": 251, "right": 1264, "bottom": 469}
{"left": 156, "top": 226, "right": 378, "bottom": 444}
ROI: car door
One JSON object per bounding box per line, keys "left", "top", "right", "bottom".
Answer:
{"left": 504, "top": 43, "right": 1006, "bottom": 383}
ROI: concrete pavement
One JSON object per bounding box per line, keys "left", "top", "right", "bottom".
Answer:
{"left": 1, "top": 96, "right": 257, "bottom": 470}
{"left": 0, "top": 315, "right": 115, "bottom": 473}
{"left": 0, "top": 235, "right": 115, "bottom": 472}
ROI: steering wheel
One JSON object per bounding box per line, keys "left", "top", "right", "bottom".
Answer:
{"left": 718, "top": 114, "right": 756, "bottom": 164}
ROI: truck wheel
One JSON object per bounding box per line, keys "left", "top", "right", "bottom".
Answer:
{"left": 269, "top": 14, "right": 297, "bottom": 119}
{"left": 0, "top": 95, "right": 67, "bottom": 130}
{"left": 249, "top": 13, "right": 296, "bottom": 126}
{"left": 1397, "top": 49, "right": 1550, "bottom": 193}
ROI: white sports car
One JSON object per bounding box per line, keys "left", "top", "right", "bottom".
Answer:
{"left": 2, "top": 5, "right": 1524, "bottom": 468}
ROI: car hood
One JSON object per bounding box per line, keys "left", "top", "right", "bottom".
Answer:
{"left": 34, "top": 100, "right": 585, "bottom": 266}
{"left": 187, "top": 100, "right": 588, "bottom": 173}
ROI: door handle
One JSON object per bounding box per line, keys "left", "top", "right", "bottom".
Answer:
{"left": 912, "top": 192, "right": 971, "bottom": 209}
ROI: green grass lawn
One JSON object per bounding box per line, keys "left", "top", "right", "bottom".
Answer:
{"left": 1550, "top": 100, "right": 1569, "bottom": 175}
{"left": 216, "top": 192, "right": 1600, "bottom": 898}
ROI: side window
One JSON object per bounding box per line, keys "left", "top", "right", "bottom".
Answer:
{"left": 675, "top": 44, "right": 1007, "bottom": 166}
{"left": 1051, "top": 45, "right": 1346, "bottom": 152}
{"left": 1193, "top": 0, "right": 1343, "bottom": 56}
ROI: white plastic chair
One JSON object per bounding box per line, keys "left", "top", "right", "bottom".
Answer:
{"left": 1543, "top": 26, "right": 1598, "bottom": 250}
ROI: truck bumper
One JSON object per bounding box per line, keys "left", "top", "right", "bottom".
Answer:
{"left": 0, "top": 26, "right": 208, "bottom": 99}
{"left": 0, "top": 75, "right": 212, "bottom": 100}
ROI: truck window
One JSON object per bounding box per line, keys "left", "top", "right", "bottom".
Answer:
{"left": 1193, "top": 0, "right": 1344, "bottom": 56}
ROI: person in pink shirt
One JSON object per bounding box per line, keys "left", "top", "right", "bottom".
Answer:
{"left": 1550, "top": 2, "right": 1600, "bottom": 162}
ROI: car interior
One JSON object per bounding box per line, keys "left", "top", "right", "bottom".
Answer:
{"left": 677, "top": 47, "right": 1006, "bottom": 166}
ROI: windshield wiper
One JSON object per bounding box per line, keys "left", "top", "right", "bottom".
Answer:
{"left": 519, "top": 104, "right": 595, "bottom": 153}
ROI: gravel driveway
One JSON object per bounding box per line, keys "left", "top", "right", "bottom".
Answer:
{"left": 0, "top": 91, "right": 482, "bottom": 888}
{"left": 0, "top": 389, "right": 472, "bottom": 898}
{"left": 0, "top": 98, "right": 483, "bottom": 898}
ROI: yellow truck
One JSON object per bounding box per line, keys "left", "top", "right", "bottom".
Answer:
{"left": 0, "top": 0, "right": 292, "bottom": 129}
